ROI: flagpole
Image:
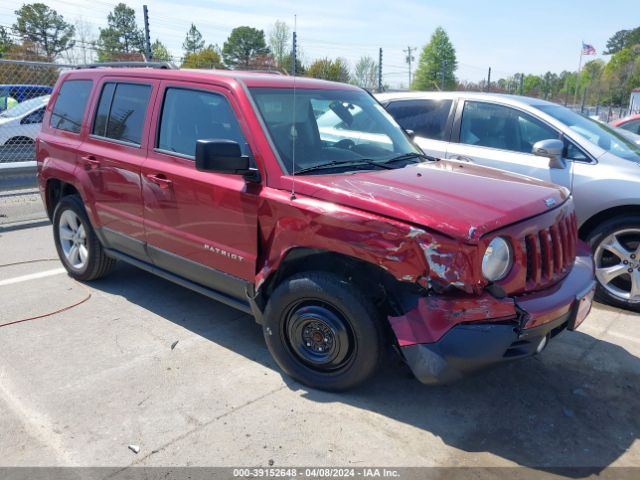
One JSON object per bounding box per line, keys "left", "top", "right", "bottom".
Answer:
{"left": 573, "top": 44, "right": 584, "bottom": 107}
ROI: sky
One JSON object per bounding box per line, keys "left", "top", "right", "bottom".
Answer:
{"left": 0, "top": 0, "right": 636, "bottom": 87}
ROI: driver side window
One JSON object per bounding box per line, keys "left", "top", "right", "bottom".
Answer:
{"left": 460, "top": 101, "right": 559, "bottom": 154}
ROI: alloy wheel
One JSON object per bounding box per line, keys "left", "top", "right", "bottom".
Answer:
{"left": 58, "top": 209, "right": 89, "bottom": 270}
{"left": 594, "top": 228, "right": 640, "bottom": 304}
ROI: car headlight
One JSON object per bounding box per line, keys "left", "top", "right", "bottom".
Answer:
{"left": 482, "top": 237, "right": 512, "bottom": 281}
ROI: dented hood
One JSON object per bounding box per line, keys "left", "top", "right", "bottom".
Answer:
{"left": 291, "top": 160, "right": 569, "bottom": 243}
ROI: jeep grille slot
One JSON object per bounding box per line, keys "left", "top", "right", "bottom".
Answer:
{"left": 524, "top": 212, "right": 577, "bottom": 291}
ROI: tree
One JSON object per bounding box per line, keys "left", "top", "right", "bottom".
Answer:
{"left": 181, "top": 45, "right": 223, "bottom": 69}
{"left": 522, "top": 74, "right": 542, "bottom": 96}
{"left": 222, "top": 26, "right": 270, "bottom": 68}
{"left": 0, "top": 26, "right": 14, "bottom": 58}
{"left": 13, "top": 3, "right": 75, "bottom": 60}
{"left": 183, "top": 23, "right": 204, "bottom": 55}
{"left": 412, "top": 27, "right": 457, "bottom": 91}
{"left": 604, "top": 28, "right": 640, "bottom": 55}
{"left": 268, "top": 20, "right": 290, "bottom": 68}
{"left": 280, "top": 52, "right": 305, "bottom": 75}
{"left": 352, "top": 56, "right": 378, "bottom": 90}
{"left": 306, "top": 58, "right": 350, "bottom": 83}
{"left": 97, "top": 3, "right": 144, "bottom": 62}
{"left": 152, "top": 39, "right": 172, "bottom": 62}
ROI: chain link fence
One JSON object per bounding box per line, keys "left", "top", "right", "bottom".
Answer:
{"left": 0, "top": 60, "right": 74, "bottom": 165}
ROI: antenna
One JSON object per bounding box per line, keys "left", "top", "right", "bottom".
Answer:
{"left": 290, "top": 14, "right": 298, "bottom": 201}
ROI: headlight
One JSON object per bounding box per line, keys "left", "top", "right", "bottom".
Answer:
{"left": 482, "top": 237, "right": 512, "bottom": 281}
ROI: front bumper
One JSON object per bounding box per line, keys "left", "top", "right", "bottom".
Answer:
{"left": 391, "top": 242, "right": 595, "bottom": 385}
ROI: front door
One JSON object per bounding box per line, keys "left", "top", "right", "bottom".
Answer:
{"left": 446, "top": 100, "right": 573, "bottom": 190}
{"left": 141, "top": 82, "right": 259, "bottom": 300}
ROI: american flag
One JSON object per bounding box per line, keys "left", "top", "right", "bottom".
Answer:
{"left": 582, "top": 42, "right": 596, "bottom": 55}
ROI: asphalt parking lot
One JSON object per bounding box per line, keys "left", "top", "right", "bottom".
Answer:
{"left": 1, "top": 214, "right": 639, "bottom": 475}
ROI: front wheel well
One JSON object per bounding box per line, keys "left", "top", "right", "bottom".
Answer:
{"left": 45, "top": 179, "right": 80, "bottom": 220}
{"left": 578, "top": 205, "right": 640, "bottom": 240}
{"left": 256, "top": 248, "right": 422, "bottom": 320}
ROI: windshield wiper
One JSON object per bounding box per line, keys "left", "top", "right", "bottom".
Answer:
{"left": 380, "top": 152, "right": 433, "bottom": 164}
{"left": 295, "top": 158, "right": 394, "bottom": 175}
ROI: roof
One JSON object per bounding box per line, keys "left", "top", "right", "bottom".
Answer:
{"left": 65, "top": 67, "right": 361, "bottom": 91}
{"left": 375, "top": 90, "right": 558, "bottom": 108}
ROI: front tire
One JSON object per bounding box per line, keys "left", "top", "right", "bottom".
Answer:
{"left": 588, "top": 215, "right": 640, "bottom": 312}
{"left": 53, "top": 195, "right": 116, "bottom": 281}
{"left": 262, "top": 271, "right": 384, "bottom": 391}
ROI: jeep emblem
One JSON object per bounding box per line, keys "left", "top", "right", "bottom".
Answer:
{"left": 544, "top": 198, "right": 556, "bottom": 207}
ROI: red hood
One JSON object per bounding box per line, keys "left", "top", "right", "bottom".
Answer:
{"left": 288, "top": 160, "right": 569, "bottom": 243}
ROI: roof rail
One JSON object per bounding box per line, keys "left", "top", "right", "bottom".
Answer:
{"left": 78, "top": 62, "right": 177, "bottom": 70}
{"left": 244, "top": 69, "right": 287, "bottom": 75}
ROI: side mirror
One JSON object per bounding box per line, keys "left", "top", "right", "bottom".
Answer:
{"left": 195, "top": 139, "right": 260, "bottom": 182}
{"left": 405, "top": 129, "right": 416, "bottom": 140}
{"left": 21, "top": 110, "right": 44, "bottom": 125}
{"left": 532, "top": 139, "right": 566, "bottom": 169}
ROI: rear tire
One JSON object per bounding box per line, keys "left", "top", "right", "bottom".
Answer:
{"left": 53, "top": 194, "right": 116, "bottom": 281}
{"left": 587, "top": 215, "right": 640, "bottom": 312}
{"left": 262, "top": 271, "right": 384, "bottom": 391}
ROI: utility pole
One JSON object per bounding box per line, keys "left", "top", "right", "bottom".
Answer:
{"left": 486, "top": 67, "right": 491, "bottom": 92}
{"left": 404, "top": 46, "right": 416, "bottom": 88}
{"left": 143, "top": 5, "right": 152, "bottom": 61}
{"left": 291, "top": 30, "right": 297, "bottom": 76}
{"left": 378, "top": 47, "right": 383, "bottom": 92}
{"left": 519, "top": 73, "right": 524, "bottom": 95}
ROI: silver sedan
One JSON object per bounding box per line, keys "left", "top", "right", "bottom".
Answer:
{"left": 378, "top": 91, "right": 640, "bottom": 312}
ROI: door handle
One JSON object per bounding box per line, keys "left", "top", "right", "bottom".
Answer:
{"left": 81, "top": 154, "right": 100, "bottom": 170}
{"left": 146, "top": 173, "right": 173, "bottom": 189}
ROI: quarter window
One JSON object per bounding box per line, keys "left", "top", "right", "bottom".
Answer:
{"left": 92, "top": 82, "right": 151, "bottom": 145}
{"left": 157, "top": 87, "right": 249, "bottom": 158}
{"left": 460, "top": 101, "right": 558, "bottom": 154}
{"left": 386, "top": 99, "right": 452, "bottom": 140}
{"left": 50, "top": 79, "right": 93, "bottom": 134}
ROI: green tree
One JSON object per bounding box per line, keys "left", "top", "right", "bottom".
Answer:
{"left": 222, "top": 26, "right": 270, "bottom": 68}
{"left": 183, "top": 23, "right": 204, "bottom": 55}
{"left": 268, "top": 20, "right": 290, "bottom": 68}
{"left": 13, "top": 3, "right": 75, "bottom": 60}
{"left": 280, "top": 52, "right": 305, "bottom": 75}
{"left": 522, "top": 74, "right": 542, "bottom": 96}
{"left": 412, "top": 27, "right": 457, "bottom": 90}
{"left": 151, "top": 39, "right": 171, "bottom": 62}
{"left": 306, "top": 57, "right": 350, "bottom": 83}
{"left": 181, "top": 45, "right": 223, "bottom": 69}
{"left": 97, "top": 3, "right": 144, "bottom": 62}
{"left": 352, "top": 55, "right": 378, "bottom": 90}
{"left": 604, "top": 27, "right": 640, "bottom": 54}
{"left": 0, "top": 26, "right": 14, "bottom": 58}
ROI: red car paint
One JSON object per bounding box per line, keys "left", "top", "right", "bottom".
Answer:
{"left": 37, "top": 68, "right": 595, "bottom": 382}
{"left": 610, "top": 113, "right": 640, "bottom": 128}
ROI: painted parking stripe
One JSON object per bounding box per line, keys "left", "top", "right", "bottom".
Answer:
{"left": 0, "top": 268, "right": 67, "bottom": 287}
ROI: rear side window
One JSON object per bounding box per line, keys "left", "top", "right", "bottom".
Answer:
{"left": 50, "top": 80, "right": 93, "bottom": 133}
{"left": 157, "top": 87, "right": 249, "bottom": 158}
{"left": 386, "top": 99, "right": 452, "bottom": 140}
{"left": 92, "top": 82, "right": 151, "bottom": 145}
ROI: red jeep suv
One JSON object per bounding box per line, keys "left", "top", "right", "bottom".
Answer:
{"left": 37, "top": 66, "right": 595, "bottom": 390}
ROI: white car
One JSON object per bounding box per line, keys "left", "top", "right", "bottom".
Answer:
{"left": 0, "top": 95, "right": 50, "bottom": 147}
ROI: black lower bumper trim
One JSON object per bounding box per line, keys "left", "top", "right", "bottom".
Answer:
{"left": 401, "top": 312, "right": 571, "bottom": 385}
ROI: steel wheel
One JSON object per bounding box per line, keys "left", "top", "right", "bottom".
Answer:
{"left": 594, "top": 228, "right": 640, "bottom": 304}
{"left": 284, "top": 300, "right": 356, "bottom": 372}
{"left": 58, "top": 209, "right": 89, "bottom": 270}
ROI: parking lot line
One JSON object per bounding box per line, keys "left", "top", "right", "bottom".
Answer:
{"left": 0, "top": 267, "right": 66, "bottom": 287}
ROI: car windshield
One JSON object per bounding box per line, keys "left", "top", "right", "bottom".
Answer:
{"left": 538, "top": 104, "right": 640, "bottom": 162}
{"left": 0, "top": 95, "right": 49, "bottom": 118}
{"left": 249, "top": 87, "right": 422, "bottom": 175}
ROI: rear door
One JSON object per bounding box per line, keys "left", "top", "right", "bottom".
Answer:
{"left": 384, "top": 98, "right": 454, "bottom": 158}
{"left": 78, "top": 78, "right": 158, "bottom": 260}
{"left": 446, "top": 100, "right": 573, "bottom": 189}
{"left": 141, "top": 81, "right": 259, "bottom": 298}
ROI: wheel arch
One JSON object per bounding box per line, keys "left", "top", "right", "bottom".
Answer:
{"left": 579, "top": 204, "right": 640, "bottom": 240}
{"left": 252, "top": 247, "right": 423, "bottom": 323}
{"left": 45, "top": 178, "right": 81, "bottom": 221}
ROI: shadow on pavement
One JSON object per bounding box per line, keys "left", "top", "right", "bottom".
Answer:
{"left": 95, "top": 263, "right": 639, "bottom": 475}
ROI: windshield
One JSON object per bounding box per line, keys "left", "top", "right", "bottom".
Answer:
{"left": 0, "top": 95, "right": 49, "bottom": 118}
{"left": 538, "top": 104, "right": 640, "bottom": 162}
{"left": 249, "top": 87, "right": 421, "bottom": 174}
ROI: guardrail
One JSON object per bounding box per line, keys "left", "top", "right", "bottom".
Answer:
{"left": 0, "top": 161, "right": 37, "bottom": 190}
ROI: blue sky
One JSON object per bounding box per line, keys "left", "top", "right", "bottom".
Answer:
{"left": 0, "top": 0, "right": 636, "bottom": 87}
